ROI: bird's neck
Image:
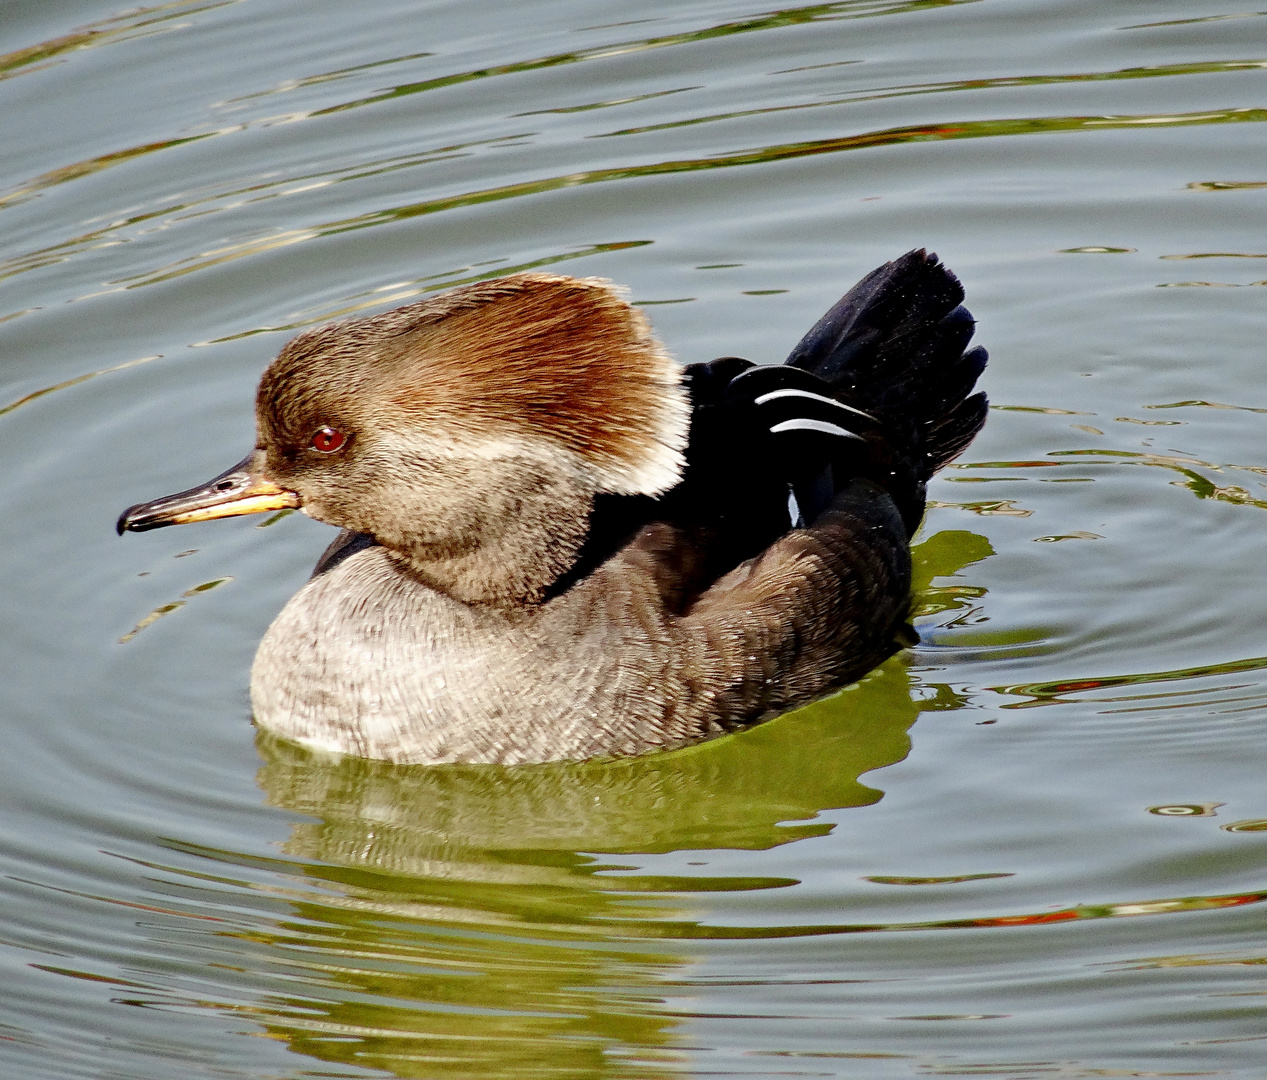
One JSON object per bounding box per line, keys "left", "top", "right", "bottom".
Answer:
{"left": 386, "top": 486, "right": 593, "bottom": 609}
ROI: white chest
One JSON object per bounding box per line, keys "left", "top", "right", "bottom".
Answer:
{"left": 246, "top": 547, "right": 650, "bottom": 764}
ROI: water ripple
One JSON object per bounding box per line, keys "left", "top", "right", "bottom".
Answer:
{"left": 7, "top": 106, "right": 1263, "bottom": 296}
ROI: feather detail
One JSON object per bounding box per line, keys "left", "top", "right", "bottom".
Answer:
{"left": 260, "top": 273, "right": 689, "bottom": 497}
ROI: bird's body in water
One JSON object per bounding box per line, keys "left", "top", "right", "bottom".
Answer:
{"left": 119, "top": 249, "right": 989, "bottom": 765}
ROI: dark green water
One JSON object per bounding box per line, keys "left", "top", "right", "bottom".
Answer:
{"left": 2, "top": 1, "right": 1266, "bottom": 1076}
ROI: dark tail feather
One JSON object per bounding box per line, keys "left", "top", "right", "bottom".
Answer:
{"left": 784, "top": 249, "right": 989, "bottom": 530}
{"left": 927, "top": 390, "right": 989, "bottom": 473}
{"left": 785, "top": 249, "right": 988, "bottom": 468}
{"left": 786, "top": 249, "right": 964, "bottom": 386}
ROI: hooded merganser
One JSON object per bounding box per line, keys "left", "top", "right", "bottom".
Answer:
{"left": 119, "top": 249, "right": 988, "bottom": 765}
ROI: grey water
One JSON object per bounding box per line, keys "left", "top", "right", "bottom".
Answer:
{"left": 2, "top": 0, "right": 1266, "bottom": 1076}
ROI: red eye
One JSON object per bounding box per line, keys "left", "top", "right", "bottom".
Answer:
{"left": 311, "top": 426, "right": 346, "bottom": 453}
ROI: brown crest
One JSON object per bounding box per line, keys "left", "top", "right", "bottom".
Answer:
{"left": 260, "top": 273, "right": 689, "bottom": 494}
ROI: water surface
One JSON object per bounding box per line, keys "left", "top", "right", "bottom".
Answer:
{"left": 2, "top": 0, "right": 1266, "bottom": 1076}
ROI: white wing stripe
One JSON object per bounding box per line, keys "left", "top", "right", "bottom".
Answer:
{"left": 769, "top": 418, "right": 865, "bottom": 441}
{"left": 787, "top": 489, "right": 803, "bottom": 528}
{"left": 753, "top": 387, "right": 875, "bottom": 421}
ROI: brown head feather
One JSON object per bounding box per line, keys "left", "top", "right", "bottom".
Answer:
{"left": 258, "top": 273, "right": 689, "bottom": 495}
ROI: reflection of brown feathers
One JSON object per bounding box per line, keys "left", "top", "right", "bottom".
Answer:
{"left": 261, "top": 273, "right": 689, "bottom": 496}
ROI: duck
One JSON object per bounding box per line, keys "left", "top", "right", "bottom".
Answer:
{"left": 118, "top": 249, "right": 988, "bottom": 765}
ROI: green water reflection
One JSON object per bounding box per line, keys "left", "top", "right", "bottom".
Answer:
{"left": 306, "top": 0, "right": 978, "bottom": 119}
{"left": 0, "top": 0, "right": 234, "bottom": 82}
{"left": 12, "top": 103, "right": 1262, "bottom": 295}
{"left": 228, "top": 669, "right": 911, "bottom": 1077}
{"left": 141, "top": 531, "right": 989, "bottom": 1077}
{"left": 596, "top": 58, "right": 1267, "bottom": 138}
{"left": 230, "top": 665, "right": 918, "bottom": 1077}
{"left": 257, "top": 659, "right": 916, "bottom": 861}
